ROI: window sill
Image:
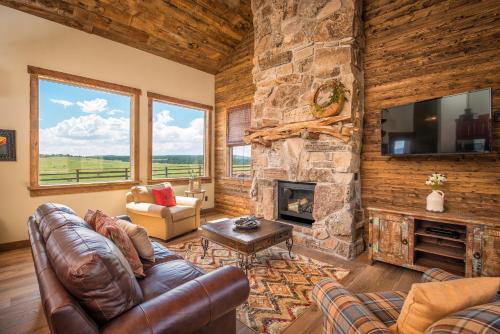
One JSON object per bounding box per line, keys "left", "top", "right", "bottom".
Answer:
{"left": 147, "top": 177, "right": 213, "bottom": 185}
{"left": 28, "top": 181, "right": 140, "bottom": 197}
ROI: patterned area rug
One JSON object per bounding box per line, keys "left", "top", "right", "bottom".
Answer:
{"left": 167, "top": 238, "right": 349, "bottom": 334}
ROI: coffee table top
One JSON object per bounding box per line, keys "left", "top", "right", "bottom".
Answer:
{"left": 202, "top": 218, "right": 293, "bottom": 245}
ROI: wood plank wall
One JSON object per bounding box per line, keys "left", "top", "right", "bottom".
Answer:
{"left": 362, "top": 1, "right": 500, "bottom": 220}
{"left": 214, "top": 30, "right": 255, "bottom": 215}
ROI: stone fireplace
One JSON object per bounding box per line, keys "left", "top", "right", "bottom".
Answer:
{"left": 249, "top": 0, "right": 364, "bottom": 259}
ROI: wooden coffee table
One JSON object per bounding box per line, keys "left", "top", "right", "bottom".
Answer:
{"left": 201, "top": 218, "right": 294, "bottom": 273}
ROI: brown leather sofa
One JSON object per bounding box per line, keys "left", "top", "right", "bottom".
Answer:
{"left": 28, "top": 203, "right": 249, "bottom": 334}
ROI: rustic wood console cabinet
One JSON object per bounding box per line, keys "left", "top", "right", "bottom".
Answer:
{"left": 368, "top": 207, "right": 499, "bottom": 277}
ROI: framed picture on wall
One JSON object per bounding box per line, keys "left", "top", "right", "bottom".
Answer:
{"left": 0, "top": 129, "right": 16, "bottom": 161}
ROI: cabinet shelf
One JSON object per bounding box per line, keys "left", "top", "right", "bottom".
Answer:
{"left": 414, "top": 241, "right": 465, "bottom": 260}
{"left": 414, "top": 228, "right": 466, "bottom": 243}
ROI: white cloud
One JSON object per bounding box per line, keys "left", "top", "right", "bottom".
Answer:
{"left": 39, "top": 114, "right": 130, "bottom": 156}
{"left": 38, "top": 109, "right": 205, "bottom": 157}
{"left": 107, "top": 109, "right": 125, "bottom": 115}
{"left": 77, "top": 98, "right": 108, "bottom": 113}
{"left": 152, "top": 110, "right": 204, "bottom": 155}
{"left": 50, "top": 99, "right": 73, "bottom": 108}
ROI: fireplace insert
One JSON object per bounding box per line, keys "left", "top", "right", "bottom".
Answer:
{"left": 277, "top": 181, "right": 315, "bottom": 225}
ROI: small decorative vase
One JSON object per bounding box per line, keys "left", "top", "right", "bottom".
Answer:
{"left": 426, "top": 190, "right": 445, "bottom": 212}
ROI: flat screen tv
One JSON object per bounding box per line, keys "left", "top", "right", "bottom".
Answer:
{"left": 381, "top": 88, "right": 492, "bottom": 156}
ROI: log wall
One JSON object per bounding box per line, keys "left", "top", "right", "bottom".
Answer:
{"left": 362, "top": 1, "right": 500, "bottom": 223}
{"left": 214, "top": 30, "right": 255, "bottom": 215}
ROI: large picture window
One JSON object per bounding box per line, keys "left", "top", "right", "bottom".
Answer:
{"left": 29, "top": 66, "right": 140, "bottom": 196}
{"left": 147, "top": 92, "right": 212, "bottom": 183}
{"left": 227, "top": 104, "right": 251, "bottom": 178}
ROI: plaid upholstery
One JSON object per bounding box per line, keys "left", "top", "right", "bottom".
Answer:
{"left": 421, "top": 268, "right": 462, "bottom": 283}
{"left": 356, "top": 291, "right": 407, "bottom": 327}
{"left": 425, "top": 301, "right": 500, "bottom": 334}
{"left": 313, "top": 279, "right": 392, "bottom": 334}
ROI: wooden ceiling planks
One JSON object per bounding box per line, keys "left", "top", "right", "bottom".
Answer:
{"left": 0, "top": 0, "right": 253, "bottom": 74}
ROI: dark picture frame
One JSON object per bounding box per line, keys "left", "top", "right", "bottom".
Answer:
{"left": 0, "top": 129, "right": 16, "bottom": 161}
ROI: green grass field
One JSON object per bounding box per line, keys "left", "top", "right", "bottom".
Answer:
{"left": 39, "top": 156, "right": 249, "bottom": 185}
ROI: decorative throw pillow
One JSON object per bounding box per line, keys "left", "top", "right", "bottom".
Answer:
{"left": 114, "top": 218, "right": 155, "bottom": 262}
{"left": 85, "top": 210, "right": 155, "bottom": 262}
{"left": 391, "top": 277, "right": 500, "bottom": 334}
{"left": 90, "top": 210, "right": 145, "bottom": 278}
{"left": 152, "top": 186, "right": 176, "bottom": 207}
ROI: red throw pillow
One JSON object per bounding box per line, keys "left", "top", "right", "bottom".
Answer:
{"left": 90, "top": 210, "right": 145, "bottom": 278}
{"left": 152, "top": 187, "right": 176, "bottom": 207}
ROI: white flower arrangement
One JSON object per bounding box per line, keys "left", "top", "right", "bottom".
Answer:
{"left": 425, "top": 173, "right": 447, "bottom": 190}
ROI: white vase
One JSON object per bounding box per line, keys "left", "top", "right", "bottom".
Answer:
{"left": 426, "top": 190, "right": 445, "bottom": 212}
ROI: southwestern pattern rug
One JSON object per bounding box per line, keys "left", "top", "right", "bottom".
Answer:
{"left": 167, "top": 238, "right": 349, "bottom": 334}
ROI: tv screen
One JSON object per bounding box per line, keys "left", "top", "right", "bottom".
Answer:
{"left": 381, "top": 88, "right": 492, "bottom": 156}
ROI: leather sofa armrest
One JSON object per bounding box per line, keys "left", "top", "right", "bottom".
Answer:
{"left": 312, "top": 279, "right": 392, "bottom": 334}
{"left": 101, "top": 266, "right": 249, "bottom": 334}
{"left": 175, "top": 196, "right": 201, "bottom": 209}
{"left": 126, "top": 202, "right": 169, "bottom": 219}
{"left": 125, "top": 191, "right": 134, "bottom": 203}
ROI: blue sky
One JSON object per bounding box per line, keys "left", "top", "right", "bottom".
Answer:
{"left": 39, "top": 79, "right": 206, "bottom": 156}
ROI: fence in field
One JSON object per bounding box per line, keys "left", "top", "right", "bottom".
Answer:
{"left": 151, "top": 164, "right": 204, "bottom": 178}
{"left": 231, "top": 164, "right": 251, "bottom": 176}
{"left": 39, "top": 164, "right": 251, "bottom": 183}
{"left": 39, "top": 167, "right": 131, "bottom": 183}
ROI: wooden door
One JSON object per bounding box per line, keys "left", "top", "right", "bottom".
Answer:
{"left": 369, "top": 212, "right": 412, "bottom": 266}
{"left": 468, "top": 225, "right": 500, "bottom": 277}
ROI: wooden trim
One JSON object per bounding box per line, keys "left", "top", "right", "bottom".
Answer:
{"left": 201, "top": 207, "right": 218, "bottom": 215}
{"left": 28, "top": 181, "right": 139, "bottom": 197}
{"left": 28, "top": 66, "right": 141, "bottom": 196}
{"left": 146, "top": 177, "right": 212, "bottom": 185}
{"left": 0, "top": 240, "right": 30, "bottom": 252}
{"left": 29, "top": 74, "right": 39, "bottom": 188}
{"left": 27, "top": 66, "right": 141, "bottom": 95}
{"left": 147, "top": 92, "right": 213, "bottom": 183}
{"left": 147, "top": 92, "right": 213, "bottom": 111}
{"left": 132, "top": 94, "right": 140, "bottom": 182}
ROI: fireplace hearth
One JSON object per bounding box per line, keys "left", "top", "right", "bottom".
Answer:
{"left": 277, "top": 181, "right": 315, "bottom": 225}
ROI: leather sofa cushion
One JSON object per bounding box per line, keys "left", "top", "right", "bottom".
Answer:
{"left": 169, "top": 205, "right": 195, "bottom": 221}
{"left": 139, "top": 259, "right": 205, "bottom": 300}
{"left": 39, "top": 210, "right": 90, "bottom": 242}
{"left": 35, "top": 203, "right": 76, "bottom": 224}
{"left": 45, "top": 223, "right": 144, "bottom": 324}
{"left": 142, "top": 241, "right": 183, "bottom": 270}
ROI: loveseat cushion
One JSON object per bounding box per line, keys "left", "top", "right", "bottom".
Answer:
{"left": 425, "top": 301, "right": 500, "bottom": 334}
{"left": 142, "top": 241, "right": 183, "bottom": 270}
{"left": 356, "top": 291, "right": 407, "bottom": 327}
{"left": 45, "top": 220, "right": 143, "bottom": 324}
{"left": 169, "top": 205, "right": 195, "bottom": 221}
{"left": 139, "top": 259, "right": 205, "bottom": 300}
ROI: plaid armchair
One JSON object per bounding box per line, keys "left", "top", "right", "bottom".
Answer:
{"left": 312, "top": 268, "right": 500, "bottom": 334}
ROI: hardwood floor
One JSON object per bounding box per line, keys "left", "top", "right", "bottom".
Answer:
{"left": 0, "top": 213, "right": 420, "bottom": 334}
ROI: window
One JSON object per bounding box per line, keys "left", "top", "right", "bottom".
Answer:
{"left": 147, "top": 92, "right": 212, "bottom": 183}
{"left": 227, "top": 104, "right": 251, "bottom": 178}
{"left": 29, "top": 66, "right": 140, "bottom": 196}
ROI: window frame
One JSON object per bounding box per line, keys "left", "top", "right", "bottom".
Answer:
{"left": 226, "top": 104, "right": 252, "bottom": 179}
{"left": 147, "top": 92, "right": 213, "bottom": 185}
{"left": 28, "top": 66, "right": 141, "bottom": 196}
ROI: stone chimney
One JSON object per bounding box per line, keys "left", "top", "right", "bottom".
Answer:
{"left": 249, "top": 0, "right": 364, "bottom": 259}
